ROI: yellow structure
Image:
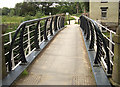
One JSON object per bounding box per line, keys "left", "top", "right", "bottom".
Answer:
{"left": 89, "top": 0, "right": 119, "bottom": 30}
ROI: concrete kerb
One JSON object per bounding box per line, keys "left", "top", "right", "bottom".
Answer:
{"left": 79, "top": 27, "right": 112, "bottom": 86}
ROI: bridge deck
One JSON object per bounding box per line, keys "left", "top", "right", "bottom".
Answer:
{"left": 13, "top": 19, "right": 96, "bottom": 85}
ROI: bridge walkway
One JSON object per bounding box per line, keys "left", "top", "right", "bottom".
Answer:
{"left": 13, "top": 18, "right": 96, "bottom": 85}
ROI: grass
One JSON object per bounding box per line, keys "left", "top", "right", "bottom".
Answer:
{"left": 2, "top": 16, "right": 25, "bottom": 23}
{"left": 2, "top": 15, "right": 49, "bottom": 24}
{"left": 21, "top": 69, "right": 29, "bottom": 76}
{"left": 75, "top": 21, "right": 78, "bottom": 24}
{"left": 1, "top": 15, "right": 49, "bottom": 33}
{"left": 103, "top": 32, "right": 110, "bottom": 38}
{"left": 65, "top": 16, "right": 76, "bottom": 21}
{"left": 72, "top": 13, "right": 81, "bottom": 17}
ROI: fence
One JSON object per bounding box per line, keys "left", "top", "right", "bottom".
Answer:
{"left": 80, "top": 15, "right": 116, "bottom": 75}
{"left": 2, "top": 14, "right": 65, "bottom": 72}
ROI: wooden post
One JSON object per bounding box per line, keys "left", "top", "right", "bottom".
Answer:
{"left": 0, "top": 24, "right": 2, "bottom": 86}
{"left": 0, "top": 25, "right": 7, "bottom": 79}
{"left": 112, "top": 25, "right": 120, "bottom": 86}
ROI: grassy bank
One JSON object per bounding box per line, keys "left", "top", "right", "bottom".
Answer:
{"left": 72, "top": 13, "right": 81, "bottom": 17}
{"left": 2, "top": 15, "right": 48, "bottom": 24}
{"left": 1, "top": 15, "right": 49, "bottom": 33}
{"left": 2, "top": 16, "right": 25, "bottom": 23}
{"left": 65, "top": 16, "right": 76, "bottom": 21}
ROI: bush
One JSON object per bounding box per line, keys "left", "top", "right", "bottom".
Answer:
{"left": 2, "top": 16, "right": 24, "bottom": 23}
{"left": 35, "top": 11, "right": 45, "bottom": 18}
{"left": 65, "top": 16, "right": 75, "bottom": 21}
{"left": 23, "top": 15, "right": 33, "bottom": 21}
{"left": 72, "top": 13, "right": 81, "bottom": 17}
{"left": 65, "top": 21, "right": 68, "bottom": 25}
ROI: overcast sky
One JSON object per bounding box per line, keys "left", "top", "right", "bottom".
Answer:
{"left": 0, "top": 0, "right": 24, "bottom": 8}
{"left": 0, "top": 0, "right": 119, "bottom": 8}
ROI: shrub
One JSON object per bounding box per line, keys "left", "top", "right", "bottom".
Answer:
{"left": 24, "top": 15, "right": 33, "bottom": 21}
{"left": 35, "top": 11, "right": 45, "bottom": 18}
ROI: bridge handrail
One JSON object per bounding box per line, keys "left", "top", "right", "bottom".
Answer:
{"left": 80, "top": 15, "right": 116, "bottom": 75}
{"left": 3, "top": 14, "right": 65, "bottom": 72}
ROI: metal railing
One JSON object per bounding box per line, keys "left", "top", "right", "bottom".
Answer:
{"left": 2, "top": 14, "right": 65, "bottom": 72}
{"left": 80, "top": 15, "right": 116, "bottom": 75}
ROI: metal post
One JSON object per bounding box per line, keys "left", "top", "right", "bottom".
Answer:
{"left": 84, "top": 19, "right": 87, "bottom": 35}
{"left": 89, "top": 21, "right": 95, "bottom": 50}
{"left": 86, "top": 21, "right": 90, "bottom": 40}
{"left": 54, "top": 16, "right": 58, "bottom": 32}
{"left": 44, "top": 19, "right": 48, "bottom": 41}
{"left": 58, "top": 17, "right": 61, "bottom": 29}
{"left": 69, "top": 19, "right": 70, "bottom": 25}
{"left": 78, "top": 19, "right": 79, "bottom": 24}
{"left": 63, "top": 16, "right": 65, "bottom": 27}
{"left": 112, "top": 25, "right": 120, "bottom": 85}
{"left": 34, "top": 21, "right": 40, "bottom": 50}
{"left": 19, "top": 24, "right": 27, "bottom": 63}
{"left": 57, "top": 17, "right": 60, "bottom": 30}
{"left": 50, "top": 17, "right": 53, "bottom": 36}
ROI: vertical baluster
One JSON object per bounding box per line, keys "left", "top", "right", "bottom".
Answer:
{"left": 38, "top": 21, "right": 41, "bottom": 44}
{"left": 27, "top": 27, "right": 31, "bottom": 54}
{"left": 9, "top": 32, "right": 15, "bottom": 69}
{"left": 11, "top": 50, "right": 15, "bottom": 69}
{"left": 109, "top": 31, "right": 112, "bottom": 72}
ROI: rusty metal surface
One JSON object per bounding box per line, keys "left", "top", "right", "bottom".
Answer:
{"left": 13, "top": 22, "right": 96, "bottom": 85}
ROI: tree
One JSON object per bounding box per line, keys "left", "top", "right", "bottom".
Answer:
{"left": 15, "top": 3, "right": 22, "bottom": 16}
{"left": 39, "top": 2, "right": 53, "bottom": 15}
{"left": 84, "top": 2, "right": 89, "bottom": 12}
{"left": 2, "top": 7, "right": 10, "bottom": 15}
{"left": 15, "top": 2, "right": 39, "bottom": 16}
{"left": 9, "top": 9, "right": 15, "bottom": 16}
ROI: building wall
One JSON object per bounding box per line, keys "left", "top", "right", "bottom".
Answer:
{"left": 89, "top": 0, "right": 119, "bottom": 28}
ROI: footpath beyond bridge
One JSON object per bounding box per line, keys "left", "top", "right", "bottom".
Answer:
{"left": 13, "top": 18, "right": 96, "bottom": 85}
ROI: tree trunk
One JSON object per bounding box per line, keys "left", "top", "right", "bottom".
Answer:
{"left": 76, "top": 2, "right": 79, "bottom": 14}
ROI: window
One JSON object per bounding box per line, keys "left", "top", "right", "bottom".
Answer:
{"left": 101, "top": 7, "right": 108, "bottom": 19}
{"left": 101, "top": 0, "right": 108, "bottom": 3}
{"left": 119, "top": 1, "right": 120, "bottom": 19}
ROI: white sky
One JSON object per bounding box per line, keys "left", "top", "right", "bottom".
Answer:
{"left": 0, "top": 0, "right": 24, "bottom": 8}
{"left": 0, "top": 0, "right": 119, "bottom": 8}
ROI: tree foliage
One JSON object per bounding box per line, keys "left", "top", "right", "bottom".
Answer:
{"left": 1, "top": 2, "right": 89, "bottom": 16}
{"left": 2, "top": 7, "right": 10, "bottom": 15}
